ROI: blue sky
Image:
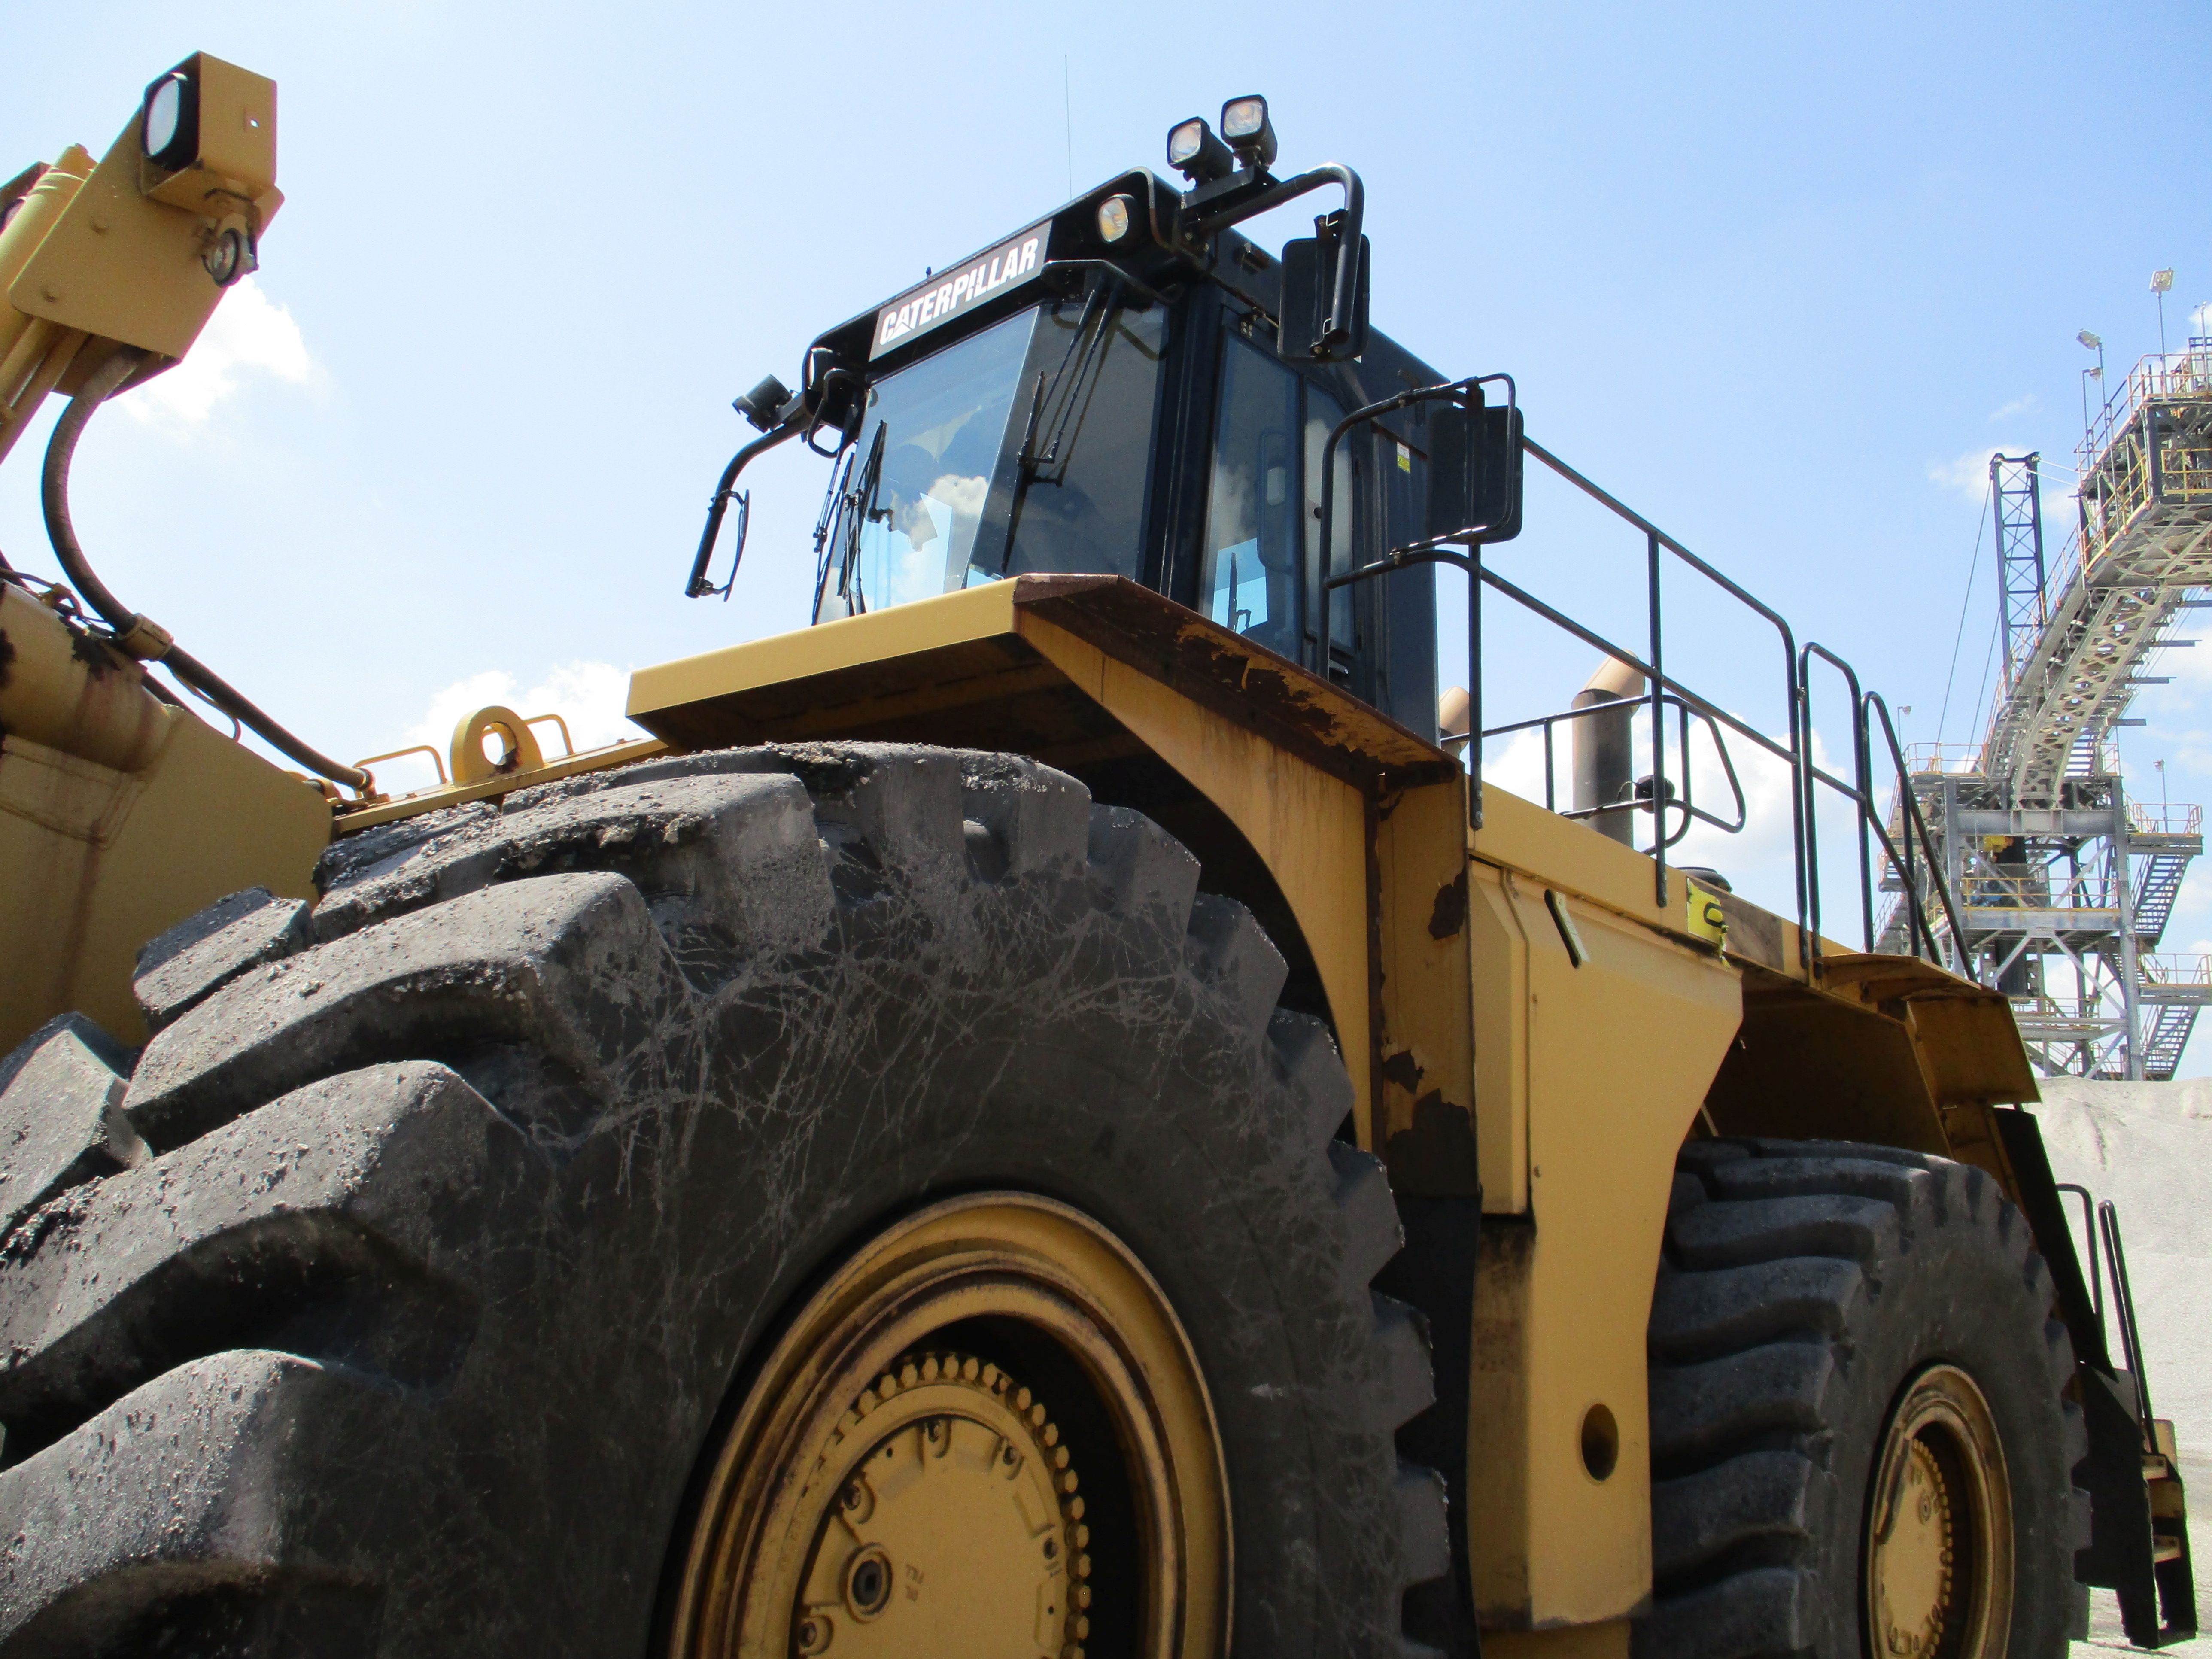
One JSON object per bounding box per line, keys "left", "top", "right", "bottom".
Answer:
{"left": 6, "top": 2, "right": 2211, "bottom": 1065}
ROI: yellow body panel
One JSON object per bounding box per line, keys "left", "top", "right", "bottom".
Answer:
{"left": 0, "top": 587, "right": 328, "bottom": 1053}
{"left": 1373, "top": 772, "right": 1481, "bottom": 1191}
{"left": 1468, "top": 872, "right": 1741, "bottom": 1625}
{"left": 1474, "top": 778, "right": 1692, "bottom": 936}
{"left": 630, "top": 580, "right": 1023, "bottom": 715}
{"left": 1469, "top": 860, "right": 1534, "bottom": 1213}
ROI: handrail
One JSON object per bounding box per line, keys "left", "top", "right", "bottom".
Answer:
{"left": 2055, "top": 1183, "right": 2104, "bottom": 1326}
{"left": 1796, "top": 643, "right": 1972, "bottom": 964}
{"left": 1473, "top": 564, "right": 1796, "bottom": 774}
{"left": 1481, "top": 693, "right": 1748, "bottom": 847}
{"left": 1519, "top": 437, "right": 1808, "bottom": 941}
{"left": 2099, "top": 1199, "right": 2156, "bottom": 1430}
{"left": 1799, "top": 643, "right": 1879, "bottom": 956}
{"left": 1323, "top": 413, "right": 1959, "bottom": 973}
{"left": 1317, "top": 374, "right": 1516, "bottom": 828}
{"left": 1864, "top": 689, "right": 1971, "bottom": 963}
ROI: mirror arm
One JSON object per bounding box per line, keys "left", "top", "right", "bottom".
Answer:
{"left": 1318, "top": 167, "right": 1364, "bottom": 355}
{"left": 1188, "top": 164, "right": 1363, "bottom": 352}
{"left": 1187, "top": 162, "right": 1361, "bottom": 240}
{"left": 685, "top": 418, "right": 804, "bottom": 598}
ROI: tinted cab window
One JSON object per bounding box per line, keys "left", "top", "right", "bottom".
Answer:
{"left": 1201, "top": 337, "right": 1302, "bottom": 660}
{"left": 1002, "top": 300, "right": 1168, "bottom": 580}
{"left": 1202, "top": 334, "right": 1370, "bottom": 681}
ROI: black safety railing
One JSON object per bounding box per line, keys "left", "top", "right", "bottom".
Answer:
{"left": 2059, "top": 1181, "right": 2160, "bottom": 1430}
{"left": 1329, "top": 415, "right": 1971, "bottom": 973}
{"left": 1799, "top": 646, "right": 1969, "bottom": 966}
{"left": 2100, "top": 1196, "right": 2158, "bottom": 1433}
{"left": 1475, "top": 694, "right": 1748, "bottom": 849}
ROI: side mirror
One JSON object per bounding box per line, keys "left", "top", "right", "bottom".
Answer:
{"left": 1277, "top": 213, "right": 1369, "bottom": 364}
{"left": 1426, "top": 398, "right": 1523, "bottom": 544}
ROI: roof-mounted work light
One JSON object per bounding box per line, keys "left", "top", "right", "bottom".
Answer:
{"left": 732, "top": 374, "right": 792, "bottom": 433}
{"left": 1219, "top": 95, "right": 1276, "bottom": 170}
{"left": 130, "top": 54, "right": 279, "bottom": 288}
{"left": 141, "top": 68, "right": 199, "bottom": 172}
{"left": 1167, "top": 117, "right": 1234, "bottom": 185}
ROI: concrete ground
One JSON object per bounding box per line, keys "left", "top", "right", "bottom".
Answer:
{"left": 2033, "top": 1078, "right": 2208, "bottom": 1653}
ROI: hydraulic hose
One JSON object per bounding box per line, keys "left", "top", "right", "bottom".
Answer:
{"left": 42, "top": 348, "right": 371, "bottom": 793}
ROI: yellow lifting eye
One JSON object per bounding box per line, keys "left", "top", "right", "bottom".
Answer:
{"left": 450, "top": 704, "right": 544, "bottom": 784}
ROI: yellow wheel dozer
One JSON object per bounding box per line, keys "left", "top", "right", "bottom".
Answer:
{"left": 0, "top": 61, "right": 2194, "bottom": 1659}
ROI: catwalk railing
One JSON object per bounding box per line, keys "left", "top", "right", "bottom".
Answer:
{"left": 1425, "top": 435, "right": 1973, "bottom": 972}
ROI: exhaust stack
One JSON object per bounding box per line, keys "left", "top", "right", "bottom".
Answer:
{"left": 1572, "top": 656, "right": 1645, "bottom": 846}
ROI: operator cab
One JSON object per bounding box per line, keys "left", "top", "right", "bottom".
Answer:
{"left": 691, "top": 107, "right": 1499, "bottom": 746}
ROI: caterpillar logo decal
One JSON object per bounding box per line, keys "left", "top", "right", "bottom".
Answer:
{"left": 871, "top": 220, "right": 1050, "bottom": 359}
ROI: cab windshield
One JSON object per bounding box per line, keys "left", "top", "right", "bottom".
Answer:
{"left": 816, "top": 296, "right": 1167, "bottom": 622}
{"left": 839, "top": 310, "right": 1037, "bottom": 614}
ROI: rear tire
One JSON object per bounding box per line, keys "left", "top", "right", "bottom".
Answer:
{"left": 0, "top": 744, "right": 1445, "bottom": 1657}
{"left": 1638, "top": 1138, "right": 2085, "bottom": 1659}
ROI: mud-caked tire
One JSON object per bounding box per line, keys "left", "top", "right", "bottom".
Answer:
{"left": 1638, "top": 1138, "right": 2086, "bottom": 1659}
{"left": 0, "top": 744, "right": 1446, "bottom": 1658}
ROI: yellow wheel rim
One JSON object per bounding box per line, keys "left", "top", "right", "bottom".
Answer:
{"left": 1864, "top": 1364, "right": 2014, "bottom": 1659}
{"left": 666, "top": 1193, "right": 1230, "bottom": 1659}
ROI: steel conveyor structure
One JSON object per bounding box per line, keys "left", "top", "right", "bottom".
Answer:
{"left": 1884, "top": 341, "right": 2212, "bottom": 1077}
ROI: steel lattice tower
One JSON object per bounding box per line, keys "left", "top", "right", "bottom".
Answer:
{"left": 1992, "top": 452, "right": 2048, "bottom": 688}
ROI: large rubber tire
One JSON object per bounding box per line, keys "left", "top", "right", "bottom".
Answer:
{"left": 1639, "top": 1137, "right": 2086, "bottom": 1659}
{"left": 0, "top": 744, "right": 1447, "bottom": 1658}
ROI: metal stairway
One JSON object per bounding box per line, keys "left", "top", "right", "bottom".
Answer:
{"left": 2131, "top": 834, "right": 2194, "bottom": 946}
{"left": 2142, "top": 1002, "right": 2199, "bottom": 1076}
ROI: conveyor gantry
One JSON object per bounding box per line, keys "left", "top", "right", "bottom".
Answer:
{"left": 1879, "top": 343, "right": 2212, "bottom": 1078}
{"left": 1984, "top": 346, "right": 2212, "bottom": 806}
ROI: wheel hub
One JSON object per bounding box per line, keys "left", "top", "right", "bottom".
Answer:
{"left": 1865, "top": 1364, "right": 2013, "bottom": 1659}
{"left": 1872, "top": 1437, "right": 1954, "bottom": 1655}
{"left": 664, "top": 1193, "right": 1229, "bottom": 1659}
{"left": 791, "top": 1352, "right": 1089, "bottom": 1658}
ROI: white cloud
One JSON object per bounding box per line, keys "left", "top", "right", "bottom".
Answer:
{"left": 116, "top": 277, "right": 312, "bottom": 428}
{"left": 1988, "top": 393, "right": 2038, "bottom": 422}
{"left": 366, "top": 660, "right": 641, "bottom": 794}
{"left": 1479, "top": 726, "right": 1549, "bottom": 802}
{"left": 1928, "top": 445, "right": 2006, "bottom": 502}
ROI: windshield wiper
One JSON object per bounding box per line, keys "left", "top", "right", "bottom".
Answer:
{"left": 1016, "top": 278, "right": 1119, "bottom": 484}
{"left": 808, "top": 438, "right": 857, "bottom": 619}
{"left": 819, "top": 420, "right": 886, "bottom": 617}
